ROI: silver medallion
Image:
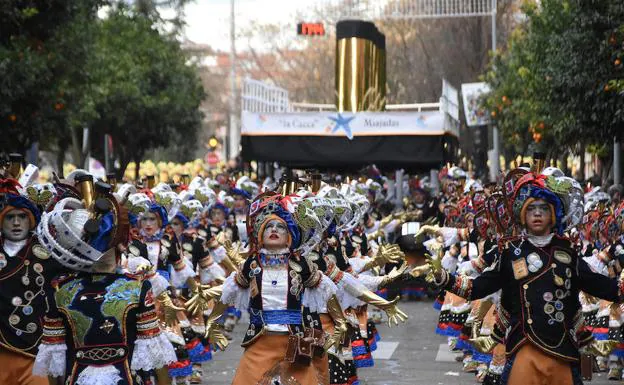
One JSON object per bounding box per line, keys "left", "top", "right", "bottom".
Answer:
{"left": 32, "top": 245, "right": 50, "bottom": 260}
{"left": 9, "top": 315, "right": 20, "bottom": 325}
{"left": 33, "top": 263, "right": 43, "bottom": 274}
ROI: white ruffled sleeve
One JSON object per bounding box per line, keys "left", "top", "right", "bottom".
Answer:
{"left": 33, "top": 316, "right": 67, "bottom": 378}
{"left": 441, "top": 251, "right": 459, "bottom": 274}
{"left": 348, "top": 257, "right": 368, "bottom": 274}
{"left": 131, "top": 308, "right": 177, "bottom": 371}
{"left": 210, "top": 245, "right": 227, "bottom": 263}
{"left": 439, "top": 227, "right": 460, "bottom": 247}
{"left": 169, "top": 258, "right": 196, "bottom": 288}
{"left": 357, "top": 274, "right": 385, "bottom": 292}
{"left": 199, "top": 263, "right": 226, "bottom": 284}
{"left": 221, "top": 272, "right": 250, "bottom": 311}
{"left": 148, "top": 273, "right": 170, "bottom": 297}
{"left": 336, "top": 271, "right": 367, "bottom": 309}
{"left": 302, "top": 274, "right": 337, "bottom": 313}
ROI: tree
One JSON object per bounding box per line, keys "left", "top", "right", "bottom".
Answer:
{"left": 86, "top": 7, "right": 205, "bottom": 178}
{"left": 482, "top": 0, "right": 624, "bottom": 181}
{"left": 0, "top": 0, "right": 104, "bottom": 156}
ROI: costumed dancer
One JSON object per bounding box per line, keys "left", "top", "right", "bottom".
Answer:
{"left": 127, "top": 189, "right": 198, "bottom": 384}
{"left": 314, "top": 185, "right": 408, "bottom": 385}
{"left": 33, "top": 176, "right": 178, "bottom": 384}
{"left": 0, "top": 162, "right": 70, "bottom": 385}
{"left": 187, "top": 191, "right": 338, "bottom": 385}
{"left": 414, "top": 159, "right": 620, "bottom": 385}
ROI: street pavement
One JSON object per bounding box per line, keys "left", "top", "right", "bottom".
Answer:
{"left": 202, "top": 300, "right": 613, "bottom": 384}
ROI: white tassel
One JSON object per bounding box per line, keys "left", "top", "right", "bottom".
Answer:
{"left": 131, "top": 332, "right": 178, "bottom": 372}
{"left": 75, "top": 365, "right": 123, "bottom": 385}
{"left": 33, "top": 343, "right": 66, "bottom": 378}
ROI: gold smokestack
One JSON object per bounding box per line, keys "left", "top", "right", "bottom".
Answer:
{"left": 8, "top": 153, "right": 22, "bottom": 179}
{"left": 146, "top": 175, "right": 156, "bottom": 189}
{"left": 75, "top": 174, "right": 95, "bottom": 210}
{"left": 336, "top": 20, "right": 386, "bottom": 112}
{"left": 532, "top": 152, "right": 546, "bottom": 174}
{"left": 311, "top": 174, "right": 322, "bottom": 193}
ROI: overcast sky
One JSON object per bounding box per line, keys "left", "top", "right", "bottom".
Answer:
{"left": 181, "top": 0, "right": 313, "bottom": 51}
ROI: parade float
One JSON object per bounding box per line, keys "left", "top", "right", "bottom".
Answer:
{"left": 240, "top": 20, "right": 459, "bottom": 172}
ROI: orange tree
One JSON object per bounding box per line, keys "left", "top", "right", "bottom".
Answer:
{"left": 483, "top": 0, "right": 624, "bottom": 174}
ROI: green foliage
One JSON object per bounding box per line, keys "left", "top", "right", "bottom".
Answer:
{"left": 0, "top": 0, "right": 104, "bottom": 153}
{"left": 87, "top": 7, "right": 205, "bottom": 173}
{"left": 482, "top": 0, "right": 624, "bottom": 156}
{"left": 0, "top": 1, "right": 205, "bottom": 173}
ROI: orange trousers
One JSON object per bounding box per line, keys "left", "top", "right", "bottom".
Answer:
{"left": 232, "top": 334, "right": 319, "bottom": 385}
{"left": 508, "top": 344, "right": 573, "bottom": 385}
{"left": 0, "top": 347, "right": 49, "bottom": 385}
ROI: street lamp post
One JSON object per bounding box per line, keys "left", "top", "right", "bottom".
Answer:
{"left": 490, "top": 0, "right": 500, "bottom": 182}
{"left": 228, "top": 0, "right": 238, "bottom": 162}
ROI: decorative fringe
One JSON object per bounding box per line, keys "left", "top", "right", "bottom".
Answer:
{"left": 75, "top": 365, "right": 123, "bottom": 385}
{"left": 132, "top": 332, "right": 178, "bottom": 371}
{"left": 472, "top": 352, "right": 493, "bottom": 364}
{"left": 33, "top": 343, "right": 67, "bottom": 378}
{"left": 353, "top": 357, "right": 374, "bottom": 368}
{"left": 436, "top": 325, "right": 461, "bottom": 337}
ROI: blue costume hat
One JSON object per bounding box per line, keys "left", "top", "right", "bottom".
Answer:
{"left": 231, "top": 188, "right": 251, "bottom": 200}
{"left": 149, "top": 204, "right": 169, "bottom": 228}
{"left": 173, "top": 212, "right": 190, "bottom": 229}
{"left": 0, "top": 194, "right": 40, "bottom": 229}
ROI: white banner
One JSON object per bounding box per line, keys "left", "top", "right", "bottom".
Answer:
{"left": 441, "top": 79, "right": 459, "bottom": 121}
{"left": 461, "top": 82, "right": 491, "bottom": 127}
{"left": 241, "top": 111, "right": 457, "bottom": 140}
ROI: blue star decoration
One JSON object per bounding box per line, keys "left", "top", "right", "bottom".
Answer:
{"left": 328, "top": 113, "right": 356, "bottom": 140}
{"left": 416, "top": 115, "right": 427, "bottom": 127}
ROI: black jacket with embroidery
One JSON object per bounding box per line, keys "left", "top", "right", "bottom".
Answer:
{"left": 237, "top": 252, "right": 323, "bottom": 347}
{"left": 43, "top": 273, "right": 156, "bottom": 385}
{"left": 0, "top": 236, "right": 66, "bottom": 357}
{"left": 443, "top": 235, "right": 620, "bottom": 362}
